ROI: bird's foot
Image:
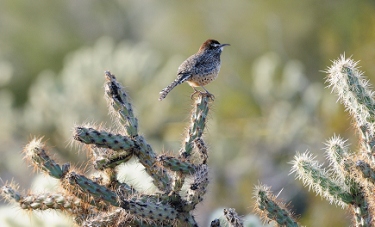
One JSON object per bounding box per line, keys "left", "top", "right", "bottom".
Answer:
{"left": 204, "top": 91, "right": 215, "bottom": 101}
{"left": 190, "top": 90, "right": 215, "bottom": 101}
{"left": 190, "top": 90, "right": 200, "bottom": 100}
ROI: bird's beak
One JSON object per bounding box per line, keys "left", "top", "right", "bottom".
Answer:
{"left": 219, "top": 43, "right": 230, "bottom": 51}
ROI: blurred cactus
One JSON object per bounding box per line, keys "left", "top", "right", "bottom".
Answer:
{"left": 1, "top": 71, "right": 247, "bottom": 226}
{"left": 251, "top": 55, "right": 375, "bottom": 226}
{"left": 254, "top": 184, "right": 298, "bottom": 227}
{"left": 287, "top": 55, "right": 375, "bottom": 226}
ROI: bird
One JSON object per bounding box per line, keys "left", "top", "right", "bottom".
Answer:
{"left": 159, "top": 39, "right": 229, "bottom": 101}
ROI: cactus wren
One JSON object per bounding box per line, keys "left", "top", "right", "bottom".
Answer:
{"left": 159, "top": 39, "right": 229, "bottom": 101}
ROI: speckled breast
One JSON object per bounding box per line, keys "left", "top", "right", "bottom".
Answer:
{"left": 186, "top": 68, "right": 220, "bottom": 87}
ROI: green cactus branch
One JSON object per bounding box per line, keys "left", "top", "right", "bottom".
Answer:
{"left": 324, "top": 136, "right": 372, "bottom": 225}
{"left": 326, "top": 138, "right": 352, "bottom": 173}
{"left": 158, "top": 155, "right": 198, "bottom": 174}
{"left": 205, "top": 208, "right": 244, "bottom": 227}
{"left": 66, "top": 171, "right": 119, "bottom": 206}
{"left": 81, "top": 207, "right": 176, "bottom": 227}
{"left": 291, "top": 152, "right": 354, "bottom": 207}
{"left": 1, "top": 185, "right": 81, "bottom": 211}
{"left": 182, "top": 164, "right": 209, "bottom": 212}
{"left": 74, "top": 127, "right": 136, "bottom": 152}
{"left": 104, "top": 71, "right": 139, "bottom": 137}
{"left": 356, "top": 160, "right": 375, "bottom": 184}
{"left": 182, "top": 94, "right": 211, "bottom": 158}
{"left": 5, "top": 54, "right": 375, "bottom": 227}
{"left": 0, "top": 184, "right": 91, "bottom": 225}
{"left": 223, "top": 208, "right": 244, "bottom": 227}
{"left": 288, "top": 55, "right": 375, "bottom": 227}
{"left": 172, "top": 93, "right": 212, "bottom": 194}
{"left": 118, "top": 198, "right": 178, "bottom": 222}
{"left": 105, "top": 72, "right": 173, "bottom": 193}
{"left": 326, "top": 55, "right": 375, "bottom": 161}
{"left": 23, "top": 138, "right": 70, "bottom": 179}
{"left": 253, "top": 184, "right": 299, "bottom": 227}
{"left": 193, "top": 137, "right": 208, "bottom": 164}
{"left": 1, "top": 70, "right": 222, "bottom": 227}
{"left": 245, "top": 54, "right": 375, "bottom": 227}
{"left": 134, "top": 135, "right": 173, "bottom": 193}
{"left": 326, "top": 56, "right": 375, "bottom": 124}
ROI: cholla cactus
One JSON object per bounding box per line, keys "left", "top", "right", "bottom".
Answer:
{"left": 252, "top": 55, "right": 375, "bottom": 227}
{"left": 253, "top": 184, "right": 298, "bottom": 227}
{"left": 289, "top": 55, "right": 375, "bottom": 226}
{"left": 6, "top": 55, "right": 375, "bottom": 227}
{"left": 0, "top": 71, "right": 236, "bottom": 226}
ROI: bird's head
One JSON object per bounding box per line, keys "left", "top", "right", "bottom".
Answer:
{"left": 199, "top": 39, "right": 230, "bottom": 53}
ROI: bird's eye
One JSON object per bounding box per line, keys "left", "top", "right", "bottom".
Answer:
{"left": 211, "top": 43, "right": 220, "bottom": 48}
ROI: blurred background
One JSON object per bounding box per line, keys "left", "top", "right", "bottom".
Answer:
{"left": 1, "top": 0, "right": 375, "bottom": 226}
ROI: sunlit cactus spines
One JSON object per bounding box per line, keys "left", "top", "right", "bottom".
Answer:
{"left": 255, "top": 55, "right": 375, "bottom": 226}
{"left": 73, "top": 127, "right": 136, "bottom": 152}
{"left": 158, "top": 155, "right": 198, "bottom": 174}
{"left": 23, "top": 138, "right": 69, "bottom": 179}
{"left": 183, "top": 164, "right": 209, "bottom": 211}
{"left": 1, "top": 185, "right": 81, "bottom": 211}
{"left": 290, "top": 152, "right": 354, "bottom": 208}
{"left": 356, "top": 160, "right": 375, "bottom": 184}
{"left": 193, "top": 137, "right": 208, "bottom": 164}
{"left": 326, "top": 55, "right": 375, "bottom": 160}
{"left": 207, "top": 207, "right": 245, "bottom": 227}
{"left": 1, "top": 70, "right": 239, "bottom": 227}
{"left": 223, "top": 208, "right": 244, "bottom": 227}
{"left": 325, "top": 136, "right": 351, "bottom": 172}
{"left": 104, "top": 71, "right": 139, "bottom": 137}
{"left": 253, "top": 183, "right": 299, "bottom": 227}
{"left": 326, "top": 55, "right": 375, "bottom": 124}
{"left": 6, "top": 54, "right": 375, "bottom": 226}
{"left": 289, "top": 55, "right": 375, "bottom": 226}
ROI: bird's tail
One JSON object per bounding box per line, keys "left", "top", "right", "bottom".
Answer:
{"left": 159, "top": 79, "right": 180, "bottom": 101}
{"left": 159, "top": 74, "right": 190, "bottom": 101}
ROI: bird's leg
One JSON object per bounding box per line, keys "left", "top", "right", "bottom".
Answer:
{"left": 201, "top": 86, "right": 215, "bottom": 100}
{"left": 190, "top": 87, "right": 200, "bottom": 100}
{"left": 190, "top": 86, "right": 215, "bottom": 100}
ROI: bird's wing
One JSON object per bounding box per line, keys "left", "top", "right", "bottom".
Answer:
{"left": 179, "top": 54, "right": 216, "bottom": 76}
{"left": 177, "top": 54, "right": 198, "bottom": 75}
{"left": 175, "top": 73, "right": 191, "bottom": 84}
